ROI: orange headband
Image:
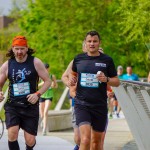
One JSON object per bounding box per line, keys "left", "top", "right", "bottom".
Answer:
{"left": 12, "top": 36, "right": 28, "bottom": 47}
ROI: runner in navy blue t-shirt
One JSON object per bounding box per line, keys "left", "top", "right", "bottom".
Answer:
{"left": 69, "top": 31, "right": 120, "bottom": 150}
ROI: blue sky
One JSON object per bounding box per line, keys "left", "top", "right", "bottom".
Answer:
{"left": 0, "top": 0, "right": 12, "bottom": 16}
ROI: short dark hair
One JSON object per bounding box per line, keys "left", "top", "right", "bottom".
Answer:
{"left": 85, "top": 31, "right": 101, "bottom": 40}
{"left": 44, "top": 63, "right": 49, "bottom": 69}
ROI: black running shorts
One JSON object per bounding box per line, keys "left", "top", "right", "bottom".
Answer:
{"left": 75, "top": 103, "right": 108, "bottom": 132}
{"left": 39, "top": 97, "right": 53, "bottom": 102}
{"left": 4, "top": 103, "right": 39, "bottom": 136}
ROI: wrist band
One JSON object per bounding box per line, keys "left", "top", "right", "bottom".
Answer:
{"left": 71, "top": 71, "right": 78, "bottom": 76}
{"left": 35, "top": 91, "right": 41, "bottom": 98}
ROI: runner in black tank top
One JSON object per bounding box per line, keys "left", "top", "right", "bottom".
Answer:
{"left": 0, "top": 36, "right": 51, "bottom": 150}
{"left": 7, "top": 55, "right": 39, "bottom": 106}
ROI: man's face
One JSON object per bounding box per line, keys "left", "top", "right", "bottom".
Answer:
{"left": 85, "top": 35, "right": 100, "bottom": 54}
{"left": 12, "top": 46, "right": 28, "bottom": 60}
{"left": 126, "top": 67, "right": 132, "bottom": 75}
{"left": 118, "top": 69, "right": 123, "bottom": 75}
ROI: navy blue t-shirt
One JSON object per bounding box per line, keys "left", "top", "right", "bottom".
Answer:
{"left": 72, "top": 52, "right": 117, "bottom": 106}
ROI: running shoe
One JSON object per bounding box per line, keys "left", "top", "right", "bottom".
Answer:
{"left": 116, "top": 113, "right": 120, "bottom": 118}
{"left": 40, "top": 121, "right": 43, "bottom": 128}
{"left": 42, "top": 129, "right": 47, "bottom": 136}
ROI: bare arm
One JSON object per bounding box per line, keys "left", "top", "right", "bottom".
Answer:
{"left": 61, "top": 60, "right": 78, "bottom": 98}
{"left": 34, "top": 58, "right": 51, "bottom": 94}
{"left": 27, "top": 58, "right": 51, "bottom": 104}
{"left": 148, "top": 72, "right": 150, "bottom": 83}
{"left": 107, "top": 76, "right": 120, "bottom": 87}
{"left": 39, "top": 74, "right": 58, "bottom": 88}
{"left": 0, "top": 61, "right": 8, "bottom": 101}
{"left": 51, "top": 75, "right": 58, "bottom": 88}
{"left": 61, "top": 60, "right": 73, "bottom": 87}
{"left": 69, "top": 84, "right": 77, "bottom": 98}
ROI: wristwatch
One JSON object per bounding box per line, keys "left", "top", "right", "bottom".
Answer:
{"left": 35, "top": 91, "right": 41, "bottom": 98}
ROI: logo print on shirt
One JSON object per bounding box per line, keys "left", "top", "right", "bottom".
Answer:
{"left": 95, "top": 63, "right": 106, "bottom": 67}
{"left": 15, "top": 68, "right": 31, "bottom": 83}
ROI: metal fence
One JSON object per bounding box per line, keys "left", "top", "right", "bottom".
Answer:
{"left": 113, "top": 80, "right": 150, "bottom": 150}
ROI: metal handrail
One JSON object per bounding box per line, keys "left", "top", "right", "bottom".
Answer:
{"left": 113, "top": 80, "right": 150, "bottom": 150}
{"left": 120, "top": 80, "right": 150, "bottom": 87}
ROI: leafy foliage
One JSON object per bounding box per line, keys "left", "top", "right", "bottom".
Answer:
{"left": 17, "top": 0, "right": 123, "bottom": 78}
{"left": 0, "top": 0, "right": 149, "bottom": 78}
{"left": 114, "top": 0, "right": 150, "bottom": 74}
{"left": 116, "top": 0, "right": 150, "bottom": 42}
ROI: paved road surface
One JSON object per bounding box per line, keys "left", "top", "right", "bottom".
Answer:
{"left": 0, "top": 113, "right": 138, "bottom": 150}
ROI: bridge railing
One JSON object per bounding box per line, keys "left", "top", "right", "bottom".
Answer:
{"left": 54, "top": 86, "right": 69, "bottom": 111}
{"left": 113, "top": 80, "right": 150, "bottom": 150}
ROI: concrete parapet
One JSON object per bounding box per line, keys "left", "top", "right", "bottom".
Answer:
{"left": 47, "top": 109, "right": 72, "bottom": 131}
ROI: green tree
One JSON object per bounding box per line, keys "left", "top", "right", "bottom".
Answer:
{"left": 115, "top": 0, "right": 150, "bottom": 72}
{"left": 1, "top": 0, "right": 149, "bottom": 77}
{"left": 17, "top": 0, "right": 116, "bottom": 78}
{"left": 116, "top": 0, "right": 150, "bottom": 43}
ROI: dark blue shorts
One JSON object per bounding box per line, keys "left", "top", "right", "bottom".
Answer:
{"left": 4, "top": 103, "right": 39, "bottom": 136}
{"left": 39, "top": 97, "right": 53, "bottom": 102}
{"left": 74, "top": 103, "right": 108, "bottom": 132}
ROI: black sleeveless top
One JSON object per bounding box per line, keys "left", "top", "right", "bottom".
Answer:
{"left": 7, "top": 55, "right": 39, "bottom": 107}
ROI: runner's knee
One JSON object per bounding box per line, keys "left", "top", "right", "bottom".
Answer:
{"left": 26, "top": 141, "right": 36, "bottom": 150}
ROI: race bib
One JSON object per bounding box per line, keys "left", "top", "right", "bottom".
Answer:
{"left": 80, "top": 73, "right": 99, "bottom": 88}
{"left": 13, "top": 82, "right": 30, "bottom": 96}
